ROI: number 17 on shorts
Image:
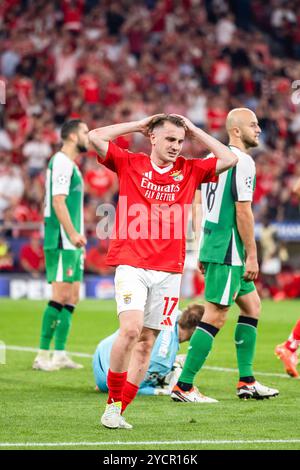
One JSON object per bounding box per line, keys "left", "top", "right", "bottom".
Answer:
{"left": 161, "top": 297, "right": 179, "bottom": 327}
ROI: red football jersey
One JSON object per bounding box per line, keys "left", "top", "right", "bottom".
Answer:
{"left": 98, "top": 141, "right": 218, "bottom": 273}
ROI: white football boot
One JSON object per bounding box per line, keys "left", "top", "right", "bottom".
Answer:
{"left": 52, "top": 352, "right": 83, "bottom": 369}
{"left": 118, "top": 416, "right": 133, "bottom": 430}
{"left": 171, "top": 385, "right": 218, "bottom": 403}
{"left": 237, "top": 380, "right": 279, "bottom": 399}
{"left": 101, "top": 401, "right": 122, "bottom": 429}
{"left": 32, "top": 351, "right": 59, "bottom": 371}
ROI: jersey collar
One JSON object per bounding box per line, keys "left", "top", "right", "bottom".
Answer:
{"left": 150, "top": 160, "right": 173, "bottom": 174}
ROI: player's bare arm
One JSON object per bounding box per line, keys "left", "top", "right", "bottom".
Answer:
{"left": 192, "top": 189, "right": 202, "bottom": 234}
{"left": 52, "top": 195, "right": 87, "bottom": 248}
{"left": 172, "top": 115, "right": 238, "bottom": 174}
{"left": 88, "top": 115, "right": 164, "bottom": 159}
{"left": 235, "top": 201, "right": 258, "bottom": 281}
{"left": 192, "top": 189, "right": 205, "bottom": 274}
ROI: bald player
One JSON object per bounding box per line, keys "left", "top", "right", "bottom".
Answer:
{"left": 171, "top": 108, "right": 279, "bottom": 402}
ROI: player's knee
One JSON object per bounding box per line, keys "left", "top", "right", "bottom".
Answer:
{"left": 121, "top": 326, "right": 141, "bottom": 344}
{"left": 52, "top": 292, "right": 72, "bottom": 305}
{"left": 212, "top": 316, "right": 226, "bottom": 329}
{"left": 241, "top": 296, "right": 262, "bottom": 319}
{"left": 250, "top": 297, "right": 261, "bottom": 318}
{"left": 204, "top": 307, "right": 228, "bottom": 329}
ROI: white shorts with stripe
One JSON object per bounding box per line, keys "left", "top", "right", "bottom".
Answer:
{"left": 114, "top": 265, "right": 182, "bottom": 331}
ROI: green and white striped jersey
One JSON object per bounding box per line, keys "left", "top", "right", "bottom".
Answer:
{"left": 44, "top": 151, "right": 84, "bottom": 250}
{"left": 199, "top": 146, "right": 256, "bottom": 266}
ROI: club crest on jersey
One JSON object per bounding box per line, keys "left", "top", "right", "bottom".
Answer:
{"left": 123, "top": 292, "right": 132, "bottom": 304}
{"left": 170, "top": 170, "right": 184, "bottom": 182}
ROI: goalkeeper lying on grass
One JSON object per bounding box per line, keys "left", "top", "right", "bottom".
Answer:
{"left": 93, "top": 303, "right": 216, "bottom": 401}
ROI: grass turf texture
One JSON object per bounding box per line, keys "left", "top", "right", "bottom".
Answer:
{"left": 0, "top": 298, "right": 299, "bottom": 450}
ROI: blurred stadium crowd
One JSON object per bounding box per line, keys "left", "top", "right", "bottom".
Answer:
{"left": 0, "top": 0, "right": 300, "bottom": 296}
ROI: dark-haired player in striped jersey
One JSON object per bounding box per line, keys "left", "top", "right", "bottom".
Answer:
{"left": 33, "top": 120, "right": 88, "bottom": 371}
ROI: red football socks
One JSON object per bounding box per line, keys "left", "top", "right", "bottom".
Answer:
{"left": 285, "top": 319, "right": 300, "bottom": 353}
{"left": 107, "top": 369, "right": 127, "bottom": 404}
{"left": 122, "top": 381, "right": 139, "bottom": 413}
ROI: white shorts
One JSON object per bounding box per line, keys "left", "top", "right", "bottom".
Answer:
{"left": 114, "top": 265, "right": 182, "bottom": 331}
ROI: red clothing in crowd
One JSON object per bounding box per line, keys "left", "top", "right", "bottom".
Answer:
{"left": 78, "top": 73, "right": 100, "bottom": 104}
{"left": 20, "top": 243, "right": 44, "bottom": 271}
{"left": 207, "top": 106, "right": 227, "bottom": 133}
{"left": 86, "top": 246, "right": 113, "bottom": 275}
{"left": 62, "top": 0, "right": 84, "bottom": 31}
{"left": 84, "top": 166, "right": 116, "bottom": 198}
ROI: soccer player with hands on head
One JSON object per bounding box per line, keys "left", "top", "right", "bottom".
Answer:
{"left": 89, "top": 113, "right": 238, "bottom": 429}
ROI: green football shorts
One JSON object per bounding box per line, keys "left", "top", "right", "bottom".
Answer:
{"left": 44, "top": 249, "right": 84, "bottom": 283}
{"left": 202, "top": 262, "right": 256, "bottom": 306}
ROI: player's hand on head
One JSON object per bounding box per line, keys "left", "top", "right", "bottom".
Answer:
{"left": 70, "top": 232, "right": 87, "bottom": 248}
{"left": 169, "top": 114, "right": 195, "bottom": 134}
{"left": 138, "top": 114, "right": 165, "bottom": 136}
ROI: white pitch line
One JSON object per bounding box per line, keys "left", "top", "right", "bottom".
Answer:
{"left": 5, "top": 345, "right": 294, "bottom": 379}
{"left": 5, "top": 345, "right": 92, "bottom": 358}
{"left": 203, "top": 366, "right": 293, "bottom": 379}
{"left": 0, "top": 439, "right": 300, "bottom": 448}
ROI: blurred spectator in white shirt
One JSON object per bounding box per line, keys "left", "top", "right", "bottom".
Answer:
{"left": 0, "top": 128, "right": 13, "bottom": 152}
{"left": 216, "top": 13, "right": 236, "bottom": 46}
{"left": 186, "top": 88, "right": 207, "bottom": 128}
{"left": 54, "top": 43, "right": 81, "bottom": 86}
{"left": 0, "top": 166, "right": 25, "bottom": 220}
{"left": 22, "top": 129, "right": 52, "bottom": 177}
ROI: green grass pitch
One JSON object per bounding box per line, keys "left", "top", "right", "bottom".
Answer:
{"left": 0, "top": 298, "right": 299, "bottom": 450}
